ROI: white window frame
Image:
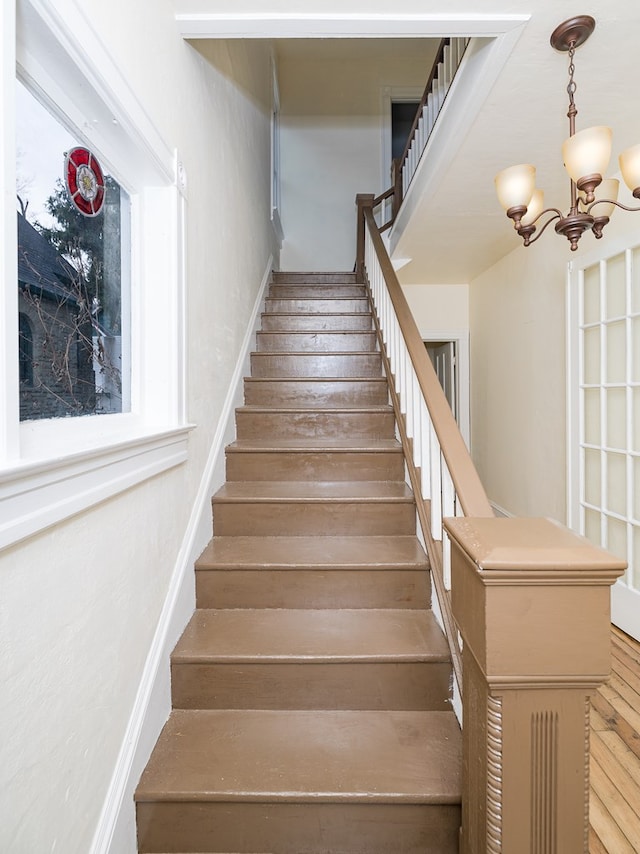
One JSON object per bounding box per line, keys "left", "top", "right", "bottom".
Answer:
{"left": 0, "top": 0, "right": 190, "bottom": 550}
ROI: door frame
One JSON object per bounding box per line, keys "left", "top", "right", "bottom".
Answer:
{"left": 380, "top": 86, "right": 423, "bottom": 195}
{"left": 420, "top": 328, "right": 470, "bottom": 449}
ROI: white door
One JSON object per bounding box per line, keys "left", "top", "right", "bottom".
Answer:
{"left": 426, "top": 341, "right": 457, "bottom": 419}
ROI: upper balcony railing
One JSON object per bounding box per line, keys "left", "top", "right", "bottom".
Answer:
{"left": 378, "top": 37, "right": 470, "bottom": 233}
{"left": 355, "top": 192, "right": 625, "bottom": 853}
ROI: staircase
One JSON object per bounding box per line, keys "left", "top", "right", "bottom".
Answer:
{"left": 135, "top": 272, "right": 462, "bottom": 853}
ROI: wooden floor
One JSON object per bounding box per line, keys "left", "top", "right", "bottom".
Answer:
{"left": 589, "top": 625, "right": 640, "bottom": 853}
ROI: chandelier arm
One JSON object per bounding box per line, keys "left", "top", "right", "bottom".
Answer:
{"left": 587, "top": 199, "right": 640, "bottom": 215}
{"left": 525, "top": 206, "right": 564, "bottom": 226}
{"left": 517, "top": 210, "right": 562, "bottom": 246}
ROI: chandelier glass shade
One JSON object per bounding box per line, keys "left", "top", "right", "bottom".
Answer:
{"left": 495, "top": 16, "right": 640, "bottom": 250}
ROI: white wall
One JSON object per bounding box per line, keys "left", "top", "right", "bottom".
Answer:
{"left": 0, "top": 4, "right": 276, "bottom": 852}
{"left": 279, "top": 47, "right": 434, "bottom": 271}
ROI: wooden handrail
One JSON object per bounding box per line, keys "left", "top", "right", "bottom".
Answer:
{"left": 357, "top": 192, "right": 625, "bottom": 851}
{"left": 361, "top": 202, "right": 493, "bottom": 519}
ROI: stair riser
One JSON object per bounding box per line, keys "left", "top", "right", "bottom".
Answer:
{"left": 171, "top": 661, "right": 451, "bottom": 711}
{"left": 261, "top": 313, "right": 373, "bottom": 332}
{"left": 235, "top": 411, "right": 395, "bottom": 441}
{"left": 195, "top": 569, "right": 430, "bottom": 610}
{"left": 243, "top": 378, "right": 388, "bottom": 406}
{"left": 226, "top": 451, "right": 404, "bottom": 482}
{"left": 256, "top": 331, "right": 377, "bottom": 352}
{"left": 265, "top": 298, "right": 369, "bottom": 313}
{"left": 269, "top": 285, "right": 366, "bottom": 298}
{"left": 212, "top": 501, "right": 416, "bottom": 536}
{"left": 273, "top": 272, "right": 358, "bottom": 284}
{"left": 250, "top": 353, "right": 382, "bottom": 378}
{"left": 136, "top": 801, "right": 460, "bottom": 854}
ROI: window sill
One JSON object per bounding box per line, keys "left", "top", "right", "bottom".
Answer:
{"left": 0, "top": 423, "right": 193, "bottom": 551}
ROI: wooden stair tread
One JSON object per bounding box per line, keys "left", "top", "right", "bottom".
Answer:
{"left": 267, "top": 290, "right": 367, "bottom": 298}
{"left": 136, "top": 268, "right": 458, "bottom": 851}
{"left": 244, "top": 376, "right": 386, "bottom": 385}
{"left": 173, "top": 609, "right": 449, "bottom": 663}
{"left": 196, "top": 535, "right": 429, "bottom": 570}
{"left": 212, "top": 481, "right": 415, "bottom": 503}
{"left": 257, "top": 329, "right": 372, "bottom": 334}
{"left": 261, "top": 312, "right": 370, "bottom": 317}
{"left": 136, "top": 709, "right": 461, "bottom": 803}
{"left": 265, "top": 297, "right": 368, "bottom": 303}
{"left": 273, "top": 272, "right": 357, "bottom": 283}
{"left": 251, "top": 350, "right": 378, "bottom": 360}
{"left": 227, "top": 438, "right": 402, "bottom": 452}
{"left": 235, "top": 405, "right": 391, "bottom": 414}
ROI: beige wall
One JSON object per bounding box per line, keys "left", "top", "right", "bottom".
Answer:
{"left": 1, "top": 5, "right": 276, "bottom": 852}
{"left": 401, "top": 283, "right": 469, "bottom": 333}
{"left": 278, "top": 45, "right": 435, "bottom": 270}
{"left": 469, "top": 209, "right": 640, "bottom": 521}
{"left": 470, "top": 239, "right": 568, "bottom": 520}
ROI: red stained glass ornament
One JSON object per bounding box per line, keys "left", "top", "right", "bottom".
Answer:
{"left": 65, "top": 147, "right": 105, "bottom": 217}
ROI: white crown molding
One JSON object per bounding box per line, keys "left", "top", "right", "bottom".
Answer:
{"left": 175, "top": 12, "right": 530, "bottom": 40}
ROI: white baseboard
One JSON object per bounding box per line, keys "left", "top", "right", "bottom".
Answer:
{"left": 89, "top": 256, "right": 273, "bottom": 854}
{"left": 611, "top": 581, "right": 640, "bottom": 644}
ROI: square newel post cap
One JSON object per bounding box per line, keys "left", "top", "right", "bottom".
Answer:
{"left": 444, "top": 517, "right": 626, "bottom": 684}
{"left": 444, "top": 516, "right": 626, "bottom": 577}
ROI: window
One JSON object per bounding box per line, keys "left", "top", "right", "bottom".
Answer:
{"left": 1, "top": 0, "right": 188, "bottom": 549}
{"left": 16, "top": 80, "right": 130, "bottom": 421}
{"left": 18, "top": 312, "right": 33, "bottom": 386}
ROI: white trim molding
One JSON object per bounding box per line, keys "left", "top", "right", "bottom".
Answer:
{"left": 90, "top": 256, "right": 273, "bottom": 854}
{"left": 175, "top": 12, "right": 530, "bottom": 40}
{"left": 611, "top": 582, "right": 640, "bottom": 643}
{"left": 0, "top": 427, "right": 191, "bottom": 551}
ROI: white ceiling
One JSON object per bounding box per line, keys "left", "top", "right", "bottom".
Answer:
{"left": 178, "top": 0, "right": 640, "bottom": 282}
{"left": 390, "top": 3, "right": 640, "bottom": 282}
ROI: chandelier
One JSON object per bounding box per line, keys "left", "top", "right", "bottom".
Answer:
{"left": 495, "top": 15, "right": 640, "bottom": 251}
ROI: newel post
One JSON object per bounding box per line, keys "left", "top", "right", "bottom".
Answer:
{"left": 355, "top": 193, "right": 375, "bottom": 278}
{"left": 444, "top": 517, "right": 625, "bottom": 854}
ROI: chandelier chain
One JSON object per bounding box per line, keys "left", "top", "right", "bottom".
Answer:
{"left": 567, "top": 42, "right": 577, "bottom": 120}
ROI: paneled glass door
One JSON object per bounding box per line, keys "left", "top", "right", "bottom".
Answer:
{"left": 569, "top": 245, "right": 640, "bottom": 640}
